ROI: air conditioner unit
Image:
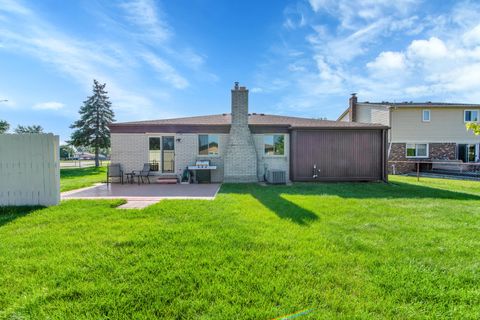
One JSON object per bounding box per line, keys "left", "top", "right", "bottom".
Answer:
{"left": 266, "top": 170, "right": 286, "bottom": 184}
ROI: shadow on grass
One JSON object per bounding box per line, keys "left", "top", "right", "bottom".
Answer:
{"left": 0, "top": 206, "right": 43, "bottom": 228}
{"left": 220, "top": 180, "right": 480, "bottom": 226}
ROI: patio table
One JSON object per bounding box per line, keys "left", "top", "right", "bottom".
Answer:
{"left": 125, "top": 172, "right": 137, "bottom": 184}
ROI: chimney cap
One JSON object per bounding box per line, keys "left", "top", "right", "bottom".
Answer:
{"left": 351, "top": 93, "right": 357, "bottom": 97}
{"left": 234, "top": 82, "right": 239, "bottom": 89}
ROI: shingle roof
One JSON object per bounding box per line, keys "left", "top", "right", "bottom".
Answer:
{"left": 358, "top": 102, "right": 480, "bottom": 108}
{"left": 110, "top": 113, "right": 387, "bottom": 129}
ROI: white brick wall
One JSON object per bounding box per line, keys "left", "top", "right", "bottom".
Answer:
{"left": 175, "top": 133, "right": 227, "bottom": 182}
{"left": 253, "top": 133, "right": 290, "bottom": 181}
{"left": 111, "top": 133, "right": 148, "bottom": 174}
{"left": 112, "top": 132, "right": 291, "bottom": 183}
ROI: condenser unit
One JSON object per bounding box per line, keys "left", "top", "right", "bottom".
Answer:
{"left": 266, "top": 170, "right": 287, "bottom": 184}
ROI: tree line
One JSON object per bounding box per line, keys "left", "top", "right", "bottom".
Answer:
{"left": 0, "top": 122, "right": 44, "bottom": 134}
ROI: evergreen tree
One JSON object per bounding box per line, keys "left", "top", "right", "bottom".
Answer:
{"left": 14, "top": 125, "right": 44, "bottom": 134}
{"left": 70, "top": 79, "right": 115, "bottom": 167}
{"left": 0, "top": 120, "right": 9, "bottom": 134}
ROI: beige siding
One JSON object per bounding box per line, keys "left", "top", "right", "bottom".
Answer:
{"left": 391, "top": 108, "right": 480, "bottom": 143}
{"left": 253, "top": 134, "right": 290, "bottom": 181}
{"left": 356, "top": 105, "right": 390, "bottom": 125}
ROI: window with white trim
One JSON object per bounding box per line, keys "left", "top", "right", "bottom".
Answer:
{"left": 264, "top": 135, "right": 285, "bottom": 155}
{"left": 198, "top": 134, "right": 219, "bottom": 156}
{"left": 464, "top": 110, "right": 478, "bottom": 122}
{"left": 406, "top": 143, "right": 428, "bottom": 158}
{"left": 422, "top": 109, "right": 430, "bottom": 122}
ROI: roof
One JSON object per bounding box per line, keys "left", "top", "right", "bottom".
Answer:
{"left": 357, "top": 101, "right": 480, "bottom": 108}
{"left": 109, "top": 113, "right": 387, "bottom": 131}
{"left": 337, "top": 101, "right": 480, "bottom": 121}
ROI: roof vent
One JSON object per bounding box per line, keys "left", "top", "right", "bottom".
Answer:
{"left": 252, "top": 112, "right": 257, "bottom": 115}
{"left": 427, "top": 101, "right": 432, "bottom": 103}
{"left": 260, "top": 113, "right": 265, "bottom": 116}
{"left": 222, "top": 113, "right": 227, "bottom": 116}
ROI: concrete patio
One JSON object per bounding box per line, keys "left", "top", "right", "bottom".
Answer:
{"left": 62, "top": 183, "right": 221, "bottom": 208}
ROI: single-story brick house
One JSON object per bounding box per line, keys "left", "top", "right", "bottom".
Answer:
{"left": 109, "top": 83, "right": 389, "bottom": 183}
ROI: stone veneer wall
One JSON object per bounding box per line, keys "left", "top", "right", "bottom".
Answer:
{"left": 223, "top": 84, "right": 258, "bottom": 182}
{"left": 388, "top": 142, "right": 457, "bottom": 174}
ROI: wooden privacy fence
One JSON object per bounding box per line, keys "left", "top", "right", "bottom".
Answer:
{"left": 0, "top": 134, "right": 60, "bottom": 206}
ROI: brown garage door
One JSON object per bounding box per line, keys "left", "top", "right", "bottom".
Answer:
{"left": 291, "top": 129, "right": 387, "bottom": 181}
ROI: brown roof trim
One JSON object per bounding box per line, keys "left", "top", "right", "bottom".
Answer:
{"left": 110, "top": 124, "right": 231, "bottom": 134}
{"left": 290, "top": 125, "right": 389, "bottom": 130}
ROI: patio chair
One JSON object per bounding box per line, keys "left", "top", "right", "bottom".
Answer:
{"left": 107, "top": 163, "right": 123, "bottom": 186}
{"left": 134, "top": 163, "right": 152, "bottom": 184}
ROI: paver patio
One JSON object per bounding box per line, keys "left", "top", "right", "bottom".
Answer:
{"left": 61, "top": 183, "right": 221, "bottom": 208}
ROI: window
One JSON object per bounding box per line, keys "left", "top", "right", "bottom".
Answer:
{"left": 406, "top": 143, "right": 428, "bottom": 158}
{"left": 458, "top": 144, "right": 478, "bottom": 163}
{"left": 149, "top": 137, "right": 161, "bottom": 171}
{"left": 422, "top": 109, "right": 430, "bottom": 122}
{"left": 464, "top": 110, "right": 479, "bottom": 122}
{"left": 264, "top": 135, "right": 285, "bottom": 156}
{"left": 198, "top": 135, "right": 219, "bottom": 155}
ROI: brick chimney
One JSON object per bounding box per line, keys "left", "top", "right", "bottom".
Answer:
{"left": 223, "top": 82, "right": 258, "bottom": 182}
{"left": 231, "top": 82, "right": 248, "bottom": 126}
{"left": 349, "top": 93, "right": 357, "bottom": 122}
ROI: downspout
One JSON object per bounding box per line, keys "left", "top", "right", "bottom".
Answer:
{"left": 387, "top": 106, "right": 394, "bottom": 174}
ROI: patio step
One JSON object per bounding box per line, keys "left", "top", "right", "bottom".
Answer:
{"left": 157, "top": 177, "right": 178, "bottom": 184}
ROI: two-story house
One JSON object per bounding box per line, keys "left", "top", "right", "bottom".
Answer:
{"left": 338, "top": 94, "right": 480, "bottom": 173}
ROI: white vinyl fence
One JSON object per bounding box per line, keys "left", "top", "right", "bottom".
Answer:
{"left": 0, "top": 134, "right": 60, "bottom": 206}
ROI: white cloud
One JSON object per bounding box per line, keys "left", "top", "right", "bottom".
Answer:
{"left": 407, "top": 37, "right": 448, "bottom": 60}
{"left": 141, "top": 52, "right": 189, "bottom": 89}
{"left": 33, "top": 101, "right": 64, "bottom": 110}
{"left": 367, "top": 51, "right": 406, "bottom": 74}
{"left": 119, "top": 0, "right": 171, "bottom": 43}
{"left": 0, "top": 0, "right": 208, "bottom": 121}
{"left": 258, "top": 0, "right": 480, "bottom": 117}
{"left": 463, "top": 24, "right": 480, "bottom": 46}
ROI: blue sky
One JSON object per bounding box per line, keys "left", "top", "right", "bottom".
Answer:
{"left": 1, "top": 0, "right": 480, "bottom": 143}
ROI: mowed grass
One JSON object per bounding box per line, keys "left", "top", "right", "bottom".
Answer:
{"left": 60, "top": 166, "right": 107, "bottom": 192}
{"left": 1, "top": 176, "right": 480, "bottom": 319}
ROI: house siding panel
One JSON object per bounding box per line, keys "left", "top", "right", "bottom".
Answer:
{"left": 291, "top": 129, "right": 386, "bottom": 181}
{"left": 391, "top": 108, "right": 480, "bottom": 143}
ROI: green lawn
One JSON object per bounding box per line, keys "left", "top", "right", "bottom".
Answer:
{"left": 60, "top": 166, "right": 107, "bottom": 192}
{"left": 1, "top": 176, "right": 480, "bottom": 319}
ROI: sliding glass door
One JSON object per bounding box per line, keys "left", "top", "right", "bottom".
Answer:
{"left": 162, "top": 136, "right": 175, "bottom": 173}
